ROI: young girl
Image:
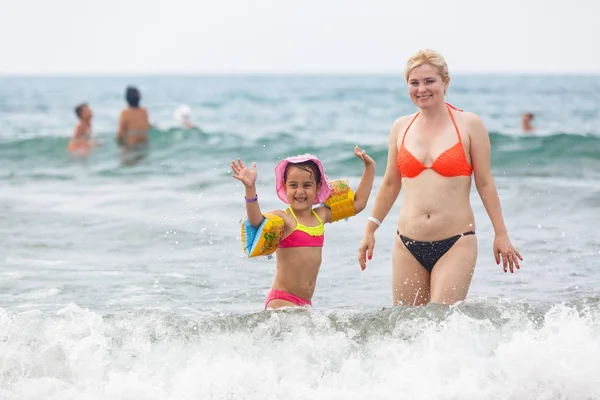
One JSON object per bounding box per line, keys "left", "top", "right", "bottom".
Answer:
{"left": 231, "top": 146, "right": 375, "bottom": 309}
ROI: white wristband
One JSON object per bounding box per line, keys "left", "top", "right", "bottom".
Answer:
{"left": 367, "top": 216, "right": 381, "bottom": 227}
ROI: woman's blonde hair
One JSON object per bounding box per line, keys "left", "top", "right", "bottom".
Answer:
{"left": 404, "top": 49, "right": 450, "bottom": 82}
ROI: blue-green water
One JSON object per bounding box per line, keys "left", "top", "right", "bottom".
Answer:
{"left": 1, "top": 75, "right": 599, "bottom": 399}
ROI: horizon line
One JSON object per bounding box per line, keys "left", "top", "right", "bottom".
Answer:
{"left": 2, "top": 71, "right": 600, "bottom": 78}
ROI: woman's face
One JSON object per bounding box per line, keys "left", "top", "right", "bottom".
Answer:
{"left": 407, "top": 64, "right": 449, "bottom": 109}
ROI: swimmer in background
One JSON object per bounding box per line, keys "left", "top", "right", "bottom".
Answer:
{"left": 68, "top": 103, "right": 98, "bottom": 156}
{"left": 174, "top": 104, "right": 194, "bottom": 129}
{"left": 522, "top": 112, "right": 535, "bottom": 133}
{"left": 117, "top": 86, "right": 151, "bottom": 149}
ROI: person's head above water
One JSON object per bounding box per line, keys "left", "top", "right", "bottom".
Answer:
{"left": 522, "top": 112, "right": 535, "bottom": 132}
{"left": 125, "top": 86, "right": 141, "bottom": 108}
{"left": 174, "top": 104, "right": 193, "bottom": 128}
{"left": 404, "top": 49, "right": 450, "bottom": 110}
{"left": 74, "top": 103, "right": 92, "bottom": 120}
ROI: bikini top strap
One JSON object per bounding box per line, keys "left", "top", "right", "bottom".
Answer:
{"left": 286, "top": 207, "right": 299, "bottom": 223}
{"left": 445, "top": 103, "right": 464, "bottom": 144}
{"left": 445, "top": 102, "right": 464, "bottom": 112}
{"left": 311, "top": 209, "right": 324, "bottom": 226}
{"left": 401, "top": 112, "right": 421, "bottom": 146}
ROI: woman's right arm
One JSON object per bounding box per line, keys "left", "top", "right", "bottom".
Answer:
{"left": 366, "top": 118, "right": 404, "bottom": 233}
{"left": 358, "top": 117, "right": 404, "bottom": 269}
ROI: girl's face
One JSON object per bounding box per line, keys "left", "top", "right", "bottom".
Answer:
{"left": 284, "top": 166, "right": 320, "bottom": 210}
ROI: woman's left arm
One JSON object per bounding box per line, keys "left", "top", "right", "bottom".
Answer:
{"left": 469, "top": 114, "right": 523, "bottom": 273}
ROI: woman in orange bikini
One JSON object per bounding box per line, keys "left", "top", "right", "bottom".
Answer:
{"left": 358, "top": 49, "right": 523, "bottom": 306}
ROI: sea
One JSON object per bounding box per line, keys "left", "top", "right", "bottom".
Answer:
{"left": 1, "top": 74, "right": 599, "bottom": 399}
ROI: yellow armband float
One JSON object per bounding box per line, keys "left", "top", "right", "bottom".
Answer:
{"left": 241, "top": 213, "right": 285, "bottom": 258}
{"left": 323, "top": 179, "right": 356, "bottom": 223}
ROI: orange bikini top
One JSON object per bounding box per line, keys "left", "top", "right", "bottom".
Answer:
{"left": 396, "top": 103, "right": 472, "bottom": 178}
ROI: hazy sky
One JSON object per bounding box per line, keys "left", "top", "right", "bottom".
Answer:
{"left": 1, "top": 0, "right": 598, "bottom": 75}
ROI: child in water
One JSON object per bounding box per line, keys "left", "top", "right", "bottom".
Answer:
{"left": 68, "top": 103, "right": 98, "bottom": 157}
{"left": 231, "top": 146, "right": 375, "bottom": 309}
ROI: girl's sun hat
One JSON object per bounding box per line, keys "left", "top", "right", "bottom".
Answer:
{"left": 275, "top": 154, "right": 332, "bottom": 204}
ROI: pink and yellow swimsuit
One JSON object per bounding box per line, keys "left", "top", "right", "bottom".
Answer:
{"left": 264, "top": 207, "right": 324, "bottom": 309}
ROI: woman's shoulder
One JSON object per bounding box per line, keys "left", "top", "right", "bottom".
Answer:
{"left": 394, "top": 113, "right": 418, "bottom": 126}
{"left": 138, "top": 107, "right": 150, "bottom": 119}
{"left": 390, "top": 113, "right": 417, "bottom": 136}
{"left": 454, "top": 109, "right": 484, "bottom": 124}
{"left": 454, "top": 110, "right": 488, "bottom": 138}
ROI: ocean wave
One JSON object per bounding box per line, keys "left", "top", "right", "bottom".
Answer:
{"left": 1, "top": 130, "right": 599, "bottom": 180}
{"left": 1, "top": 299, "right": 599, "bottom": 399}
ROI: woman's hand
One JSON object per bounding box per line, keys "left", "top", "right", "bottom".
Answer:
{"left": 494, "top": 233, "right": 523, "bottom": 273}
{"left": 358, "top": 231, "right": 376, "bottom": 271}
